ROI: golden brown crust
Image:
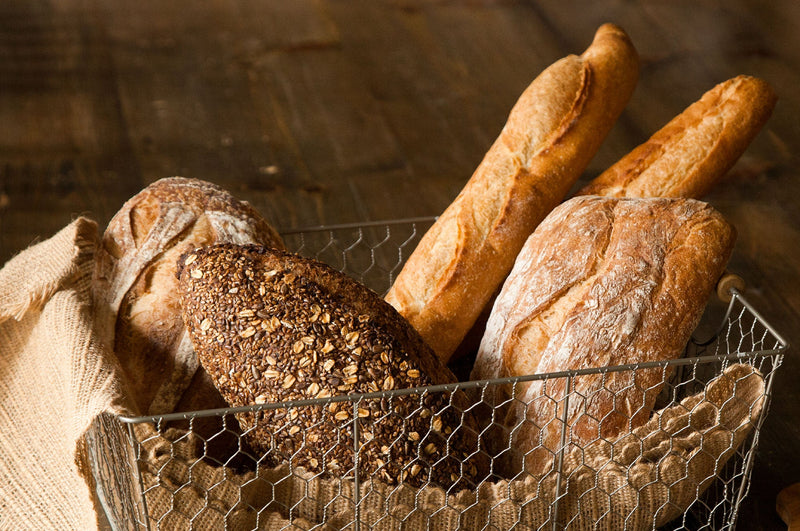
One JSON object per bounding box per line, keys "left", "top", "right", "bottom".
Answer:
{"left": 177, "top": 244, "right": 482, "bottom": 488}
{"left": 385, "top": 24, "right": 640, "bottom": 363}
{"left": 577, "top": 75, "right": 777, "bottom": 199}
{"left": 471, "top": 196, "right": 736, "bottom": 475}
{"left": 92, "top": 177, "right": 284, "bottom": 416}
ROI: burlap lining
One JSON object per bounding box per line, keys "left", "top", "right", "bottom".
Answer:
{"left": 0, "top": 218, "right": 129, "bottom": 530}
{"left": 136, "top": 363, "right": 764, "bottom": 530}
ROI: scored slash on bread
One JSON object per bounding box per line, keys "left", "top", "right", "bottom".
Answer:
{"left": 471, "top": 196, "right": 736, "bottom": 476}
{"left": 577, "top": 75, "right": 777, "bottom": 199}
{"left": 385, "top": 23, "right": 640, "bottom": 364}
{"left": 177, "top": 244, "right": 484, "bottom": 488}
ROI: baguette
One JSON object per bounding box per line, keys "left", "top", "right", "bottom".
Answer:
{"left": 471, "top": 196, "right": 735, "bottom": 475}
{"left": 577, "top": 75, "right": 777, "bottom": 198}
{"left": 385, "top": 24, "right": 639, "bottom": 363}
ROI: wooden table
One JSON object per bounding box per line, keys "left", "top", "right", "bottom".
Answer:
{"left": 1, "top": 1, "right": 796, "bottom": 529}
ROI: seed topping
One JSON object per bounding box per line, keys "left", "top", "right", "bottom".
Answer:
{"left": 177, "top": 243, "right": 475, "bottom": 489}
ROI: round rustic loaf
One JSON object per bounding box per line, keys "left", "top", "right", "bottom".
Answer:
{"left": 472, "top": 195, "right": 736, "bottom": 476}
{"left": 92, "top": 177, "right": 284, "bottom": 417}
{"left": 177, "top": 244, "right": 482, "bottom": 488}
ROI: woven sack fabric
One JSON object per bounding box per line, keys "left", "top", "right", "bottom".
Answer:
{"left": 0, "top": 218, "right": 127, "bottom": 530}
{"left": 136, "top": 363, "right": 763, "bottom": 530}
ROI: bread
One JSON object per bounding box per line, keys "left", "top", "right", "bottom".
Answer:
{"left": 577, "top": 75, "right": 777, "bottom": 199}
{"left": 470, "top": 196, "right": 735, "bottom": 475}
{"left": 92, "top": 177, "right": 284, "bottom": 416}
{"left": 385, "top": 24, "right": 640, "bottom": 363}
{"left": 177, "top": 244, "right": 483, "bottom": 488}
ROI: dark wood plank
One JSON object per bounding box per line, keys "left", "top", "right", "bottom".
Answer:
{"left": 0, "top": 0, "right": 141, "bottom": 262}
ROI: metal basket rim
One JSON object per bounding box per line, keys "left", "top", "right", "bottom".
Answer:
{"left": 277, "top": 215, "right": 438, "bottom": 235}
{"left": 117, "top": 218, "right": 790, "bottom": 426}
{"left": 117, "top": 326, "right": 786, "bottom": 427}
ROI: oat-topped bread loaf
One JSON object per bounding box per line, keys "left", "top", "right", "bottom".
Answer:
{"left": 177, "top": 244, "right": 482, "bottom": 488}
{"left": 92, "top": 177, "right": 284, "bottom": 416}
{"left": 471, "top": 196, "right": 736, "bottom": 475}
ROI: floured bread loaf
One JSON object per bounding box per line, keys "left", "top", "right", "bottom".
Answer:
{"left": 92, "top": 177, "right": 284, "bottom": 416}
{"left": 177, "top": 244, "right": 483, "bottom": 488}
{"left": 471, "top": 196, "right": 735, "bottom": 475}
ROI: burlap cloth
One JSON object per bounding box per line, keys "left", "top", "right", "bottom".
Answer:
{"left": 0, "top": 218, "right": 128, "bottom": 529}
{"left": 0, "top": 218, "right": 767, "bottom": 530}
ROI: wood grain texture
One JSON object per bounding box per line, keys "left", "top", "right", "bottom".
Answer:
{"left": 1, "top": 1, "right": 798, "bottom": 528}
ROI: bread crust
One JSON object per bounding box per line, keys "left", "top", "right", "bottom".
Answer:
{"left": 385, "top": 24, "right": 640, "bottom": 363}
{"left": 471, "top": 196, "right": 735, "bottom": 475}
{"left": 177, "top": 244, "right": 482, "bottom": 488}
{"left": 92, "top": 177, "right": 284, "bottom": 416}
{"left": 577, "top": 75, "right": 777, "bottom": 199}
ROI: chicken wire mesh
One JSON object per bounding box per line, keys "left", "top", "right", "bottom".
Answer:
{"left": 84, "top": 218, "right": 788, "bottom": 531}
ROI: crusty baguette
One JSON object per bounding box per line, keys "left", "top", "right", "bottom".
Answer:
{"left": 385, "top": 24, "right": 639, "bottom": 363}
{"left": 92, "top": 177, "right": 284, "bottom": 416}
{"left": 577, "top": 75, "right": 777, "bottom": 198}
{"left": 471, "top": 196, "right": 735, "bottom": 475}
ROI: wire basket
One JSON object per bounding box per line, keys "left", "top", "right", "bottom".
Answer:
{"left": 85, "top": 218, "right": 788, "bottom": 531}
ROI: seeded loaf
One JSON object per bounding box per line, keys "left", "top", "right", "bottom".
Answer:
{"left": 577, "top": 75, "right": 777, "bottom": 199}
{"left": 384, "top": 23, "right": 640, "bottom": 363}
{"left": 471, "top": 196, "right": 736, "bottom": 475}
{"left": 177, "top": 244, "right": 482, "bottom": 488}
{"left": 92, "top": 177, "right": 284, "bottom": 417}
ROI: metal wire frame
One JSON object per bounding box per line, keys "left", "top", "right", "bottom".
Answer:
{"left": 84, "top": 219, "right": 789, "bottom": 531}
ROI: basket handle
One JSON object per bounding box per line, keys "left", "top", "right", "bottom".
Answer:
{"left": 716, "top": 271, "right": 746, "bottom": 303}
{"left": 777, "top": 482, "right": 800, "bottom": 530}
